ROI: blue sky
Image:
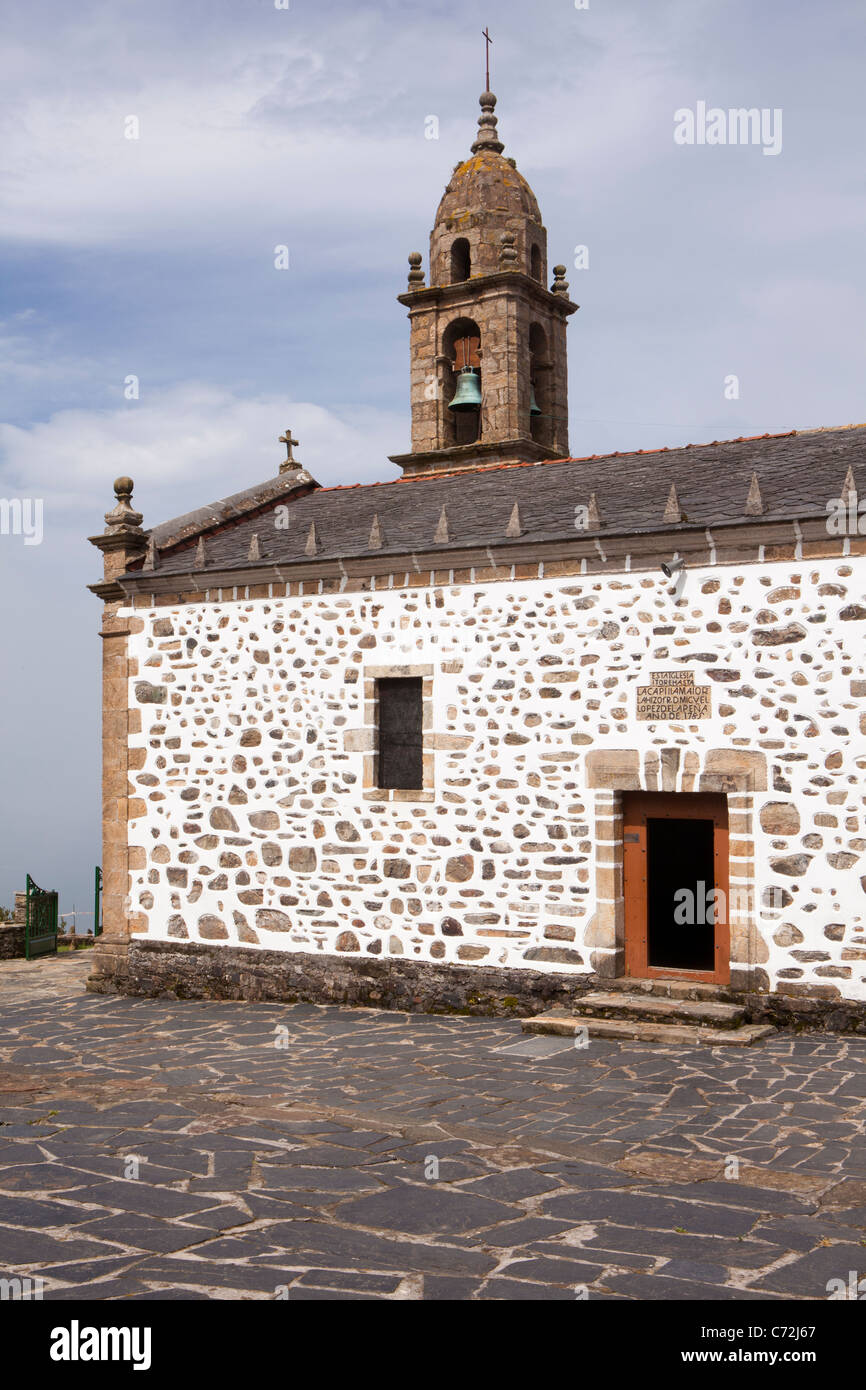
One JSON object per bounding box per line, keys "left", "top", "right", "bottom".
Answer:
{"left": 1, "top": 0, "right": 864, "bottom": 923}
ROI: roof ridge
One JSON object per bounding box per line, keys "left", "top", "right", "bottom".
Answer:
{"left": 312, "top": 423, "right": 865, "bottom": 495}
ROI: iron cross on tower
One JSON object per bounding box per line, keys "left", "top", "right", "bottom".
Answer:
{"left": 482, "top": 26, "right": 492, "bottom": 89}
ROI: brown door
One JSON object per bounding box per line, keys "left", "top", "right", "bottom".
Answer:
{"left": 623, "top": 792, "right": 730, "bottom": 985}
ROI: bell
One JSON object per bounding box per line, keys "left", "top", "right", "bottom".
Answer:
{"left": 448, "top": 367, "right": 482, "bottom": 412}
{"left": 529, "top": 383, "right": 542, "bottom": 416}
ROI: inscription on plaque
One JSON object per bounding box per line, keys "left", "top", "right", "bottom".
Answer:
{"left": 636, "top": 669, "right": 711, "bottom": 721}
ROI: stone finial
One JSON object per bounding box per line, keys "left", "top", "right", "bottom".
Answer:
{"left": 841, "top": 466, "right": 857, "bottom": 504}
{"left": 304, "top": 521, "right": 319, "bottom": 557}
{"left": 505, "top": 501, "right": 522, "bottom": 537}
{"left": 434, "top": 506, "right": 450, "bottom": 544}
{"left": 471, "top": 91, "right": 505, "bottom": 155}
{"left": 89, "top": 475, "right": 147, "bottom": 585}
{"left": 587, "top": 492, "right": 603, "bottom": 529}
{"left": 663, "top": 483, "right": 683, "bottom": 524}
{"left": 551, "top": 265, "right": 569, "bottom": 296}
{"left": 407, "top": 252, "right": 425, "bottom": 288}
{"left": 194, "top": 536, "right": 206, "bottom": 569}
{"left": 248, "top": 533, "right": 261, "bottom": 562}
{"left": 499, "top": 232, "right": 518, "bottom": 270}
{"left": 368, "top": 514, "right": 383, "bottom": 550}
{"left": 279, "top": 428, "right": 300, "bottom": 474}
{"left": 143, "top": 536, "right": 157, "bottom": 572}
{"left": 103, "top": 476, "right": 144, "bottom": 536}
{"left": 745, "top": 472, "right": 764, "bottom": 516}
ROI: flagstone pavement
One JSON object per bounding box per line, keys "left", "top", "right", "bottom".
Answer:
{"left": 1, "top": 952, "right": 865, "bottom": 1301}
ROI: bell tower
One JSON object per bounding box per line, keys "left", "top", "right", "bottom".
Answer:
{"left": 390, "top": 91, "right": 578, "bottom": 478}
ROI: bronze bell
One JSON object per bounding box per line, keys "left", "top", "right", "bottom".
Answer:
{"left": 448, "top": 367, "right": 482, "bottom": 412}
{"left": 529, "top": 382, "right": 542, "bottom": 416}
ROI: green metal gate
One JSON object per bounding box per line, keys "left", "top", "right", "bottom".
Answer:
{"left": 25, "top": 874, "right": 58, "bottom": 959}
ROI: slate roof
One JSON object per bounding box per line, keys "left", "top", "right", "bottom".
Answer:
{"left": 129, "top": 425, "right": 865, "bottom": 580}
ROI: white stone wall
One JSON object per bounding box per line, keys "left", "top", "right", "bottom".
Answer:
{"left": 123, "top": 554, "right": 866, "bottom": 1000}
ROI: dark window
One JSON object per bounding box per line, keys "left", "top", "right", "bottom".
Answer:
{"left": 530, "top": 244, "right": 542, "bottom": 281}
{"left": 377, "top": 678, "right": 423, "bottom": 790}
{"left": 450, "top": 238, "right": 471, "bottom": 283}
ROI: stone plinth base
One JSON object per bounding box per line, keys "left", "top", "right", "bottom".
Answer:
{"left": 86, "top": 939, "right": 597, "bottom": 1017}
{"left": 84, "top": 939, "right": 866, "bottom": 1032}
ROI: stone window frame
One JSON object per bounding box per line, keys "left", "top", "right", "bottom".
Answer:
{"left": 584, "top": 748, "right": 767, "bottom": 991}
{"left": 362, "top": 664, "right": 435, "bottom": 803}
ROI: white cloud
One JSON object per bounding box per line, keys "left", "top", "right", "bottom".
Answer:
{"left": 0, "top": 383, "right": 403, "bottom": 517}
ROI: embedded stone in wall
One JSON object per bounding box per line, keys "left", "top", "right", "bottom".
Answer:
{"left": 135, "top": 681, "right": 166, "bottom": 703}
{"left": 198, "top": 914, "right": 228, "bottom": 940}
{"left": 773, "top": 923, "right": 804, "bottom": 947}
{"left": 288, "top": 848, "right": 316, "bottom": 872}
{"left": 383, "top": 859, "right": 410, "bottom": 879}
{"left": 771, "top": 854, "right": 812, "bottom": 877}
{"left": 256, "top": 909, "right": 292, "bottom": 932}
{"left": 760, "top": 802, "right": 800, "bottom": 835}
{"left": 445, "top": 855, "right": 474, "bottom": 882}
{"left": 751, "top": 624, "right": 807, "bottom": 645}
{"left": 523, "top": 946, "right": 583, "bottom": 965}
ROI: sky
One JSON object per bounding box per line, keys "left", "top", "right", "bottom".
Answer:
{"left": 1, "top": 0, "right": 864, "bottom": 924}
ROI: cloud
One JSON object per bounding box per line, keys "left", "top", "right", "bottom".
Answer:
{"left": 0, "top": 383, "right": 403, "bottom": 518}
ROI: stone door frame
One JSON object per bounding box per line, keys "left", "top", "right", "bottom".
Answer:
{"left": 584, "top": 747, "right": 768, "bottom": 991}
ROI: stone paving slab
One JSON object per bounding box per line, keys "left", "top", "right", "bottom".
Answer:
{"left": 1, "top": 953, "right": 866, "bottom": 1299}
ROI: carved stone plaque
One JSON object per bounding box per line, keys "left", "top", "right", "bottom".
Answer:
{"left": 636, "top": 670, "right": 711, "bottom": 721}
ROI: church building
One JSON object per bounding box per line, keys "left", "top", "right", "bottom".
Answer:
{"left": 87, "top": 92, "right": 866, "bottom": 1034}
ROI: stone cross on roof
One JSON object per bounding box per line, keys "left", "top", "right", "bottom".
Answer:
{"left": 279, "top": 428, "right": 300, "bottom": 473}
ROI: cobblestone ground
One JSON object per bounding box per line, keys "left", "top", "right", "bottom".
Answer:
{"left": 1, "top": 953, "right": 866, "bottom": 1301}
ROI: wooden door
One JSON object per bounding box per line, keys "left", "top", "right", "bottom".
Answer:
{"left": 623, "top": 792, "right": 730, "bottom": 985}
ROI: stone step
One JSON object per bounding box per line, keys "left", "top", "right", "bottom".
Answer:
{"left": 522, "top": 1011, "right": 775, "bottom": 1048}
{"left": 602, "top": 976, "right": 732, "bottom": 1002}
{"left": 568, "top": 991, "right": 747, "bottom": 1029}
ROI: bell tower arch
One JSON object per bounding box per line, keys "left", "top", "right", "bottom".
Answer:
{"left": 391, "top": 92, "right": 578, "bottom": 478}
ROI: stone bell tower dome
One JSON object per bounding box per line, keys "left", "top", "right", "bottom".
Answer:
{"left": 390, "top": 92, "right": 578, "bottom": 478}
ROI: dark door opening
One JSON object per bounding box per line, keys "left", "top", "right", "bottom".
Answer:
{"left": 647, "top": 816, "right": 715, "bottom": 971}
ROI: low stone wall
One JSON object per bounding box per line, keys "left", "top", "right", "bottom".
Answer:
{"left": 0, "top": 892, "right": 27, "bottom": 960}
{"left": 743, "top": 991, "right": 866, "bottom": 1035}
{"left": 86, "top": 939, "right": 866, "bottom": 1033}
{"left": 0, "top": 924, "right": 25, "bottom": 959}
{"left": 87, "top": 939, "right": 598, "bottom": 1017}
